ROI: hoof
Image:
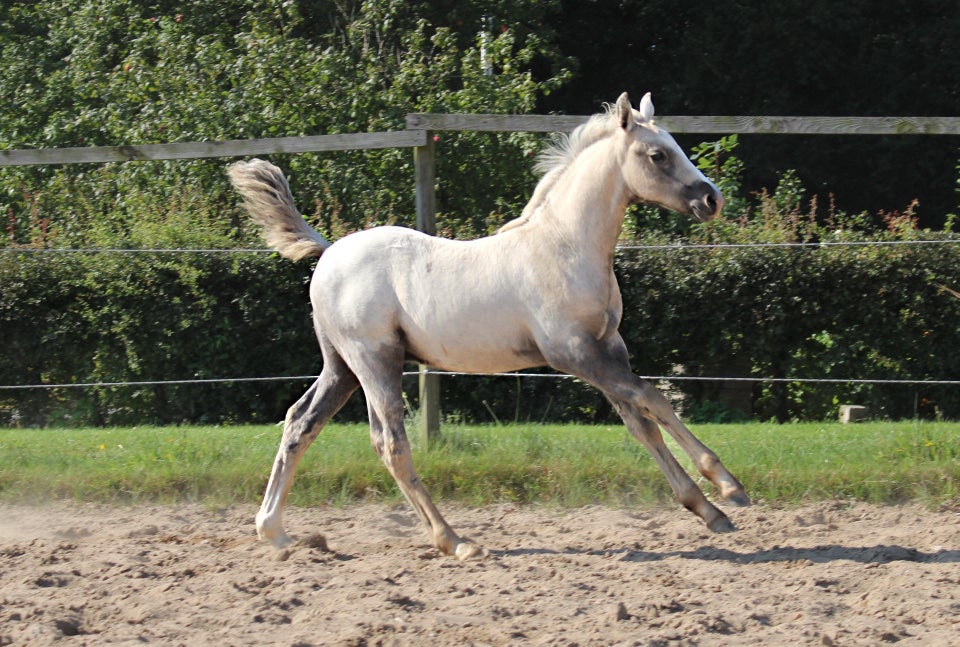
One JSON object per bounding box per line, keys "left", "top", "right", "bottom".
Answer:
{"left": 724, "top": 490, "right": 752, "bottom": 507}
{"left": 454, "top": 540, "right": 487, "bottom": 561}
{"left": 707, "top": 514, "right": 737, "bottom": 533}
{"left": 257, "top": 525, "right": 294, "bottom": 548}
{"left": 268, "top": 533, "right": 295, "bottom": 549}
{"left": 255, "top": 510, "right": 296, "bottom": 548}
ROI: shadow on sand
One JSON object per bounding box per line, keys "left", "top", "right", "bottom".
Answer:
{"left": 492, "top": 544, "right": 960, "bottom": 565}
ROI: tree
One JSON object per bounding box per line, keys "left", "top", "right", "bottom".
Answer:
{"left": 0, "top": 0, "right": 571, "bottom": 246}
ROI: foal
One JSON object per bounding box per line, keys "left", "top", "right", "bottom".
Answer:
{"left": 229, "top": 92, "right": 748, "bottom": 560}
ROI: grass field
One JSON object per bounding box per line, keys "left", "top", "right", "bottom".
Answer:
{"left": 1, "top": 421, "right": 958, "bottom": 508}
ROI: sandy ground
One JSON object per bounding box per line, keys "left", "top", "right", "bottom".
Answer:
{"left": 0, "top": 500, "right": 958, "bottom": 646}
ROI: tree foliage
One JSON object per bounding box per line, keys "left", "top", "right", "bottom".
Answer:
{"left": 3, "top": 133, "right": 959, "bottom": 425}
{"left": 0, "top": 0, "right": 570, "bottom": 243}
{"left": 617, "top": 139, "right": 960, "bottom": 423}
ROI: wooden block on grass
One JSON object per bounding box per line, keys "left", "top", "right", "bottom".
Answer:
{"left": 839, "top": 404, "right": 870, "bottom": 423}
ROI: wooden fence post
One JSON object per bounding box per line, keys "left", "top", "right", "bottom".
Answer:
{"left": 414, "top": 134, "right": 440, "bottom": 445}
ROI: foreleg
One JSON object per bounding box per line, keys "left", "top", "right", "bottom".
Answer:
{"left": 632, "top": 380, "right": 750, "bottom": 506}
{"left": 544, "top": 332, "right": 747, "bottom": 531}
{"left": 618, "top": 405, "right": 735, "bottom": 532}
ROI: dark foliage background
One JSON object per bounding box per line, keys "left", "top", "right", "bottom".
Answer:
{"left": 539, "top": 0, "right": 960, "bottom": 228}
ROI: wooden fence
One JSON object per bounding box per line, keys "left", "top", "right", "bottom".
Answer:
{"left": 407, "top": 114, "right": 960, "bottom": 135}
{"left": 3, "top": 114, "right": 956, "bottom": 168}
{"left": 2, "top": 113, "right": 958, "bottom": 441}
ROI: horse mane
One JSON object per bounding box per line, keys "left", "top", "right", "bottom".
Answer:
{"left": 535, "top": 108, "right": 618, "bottom": 177}
{"left": 498, "top": 107, "right": 618, "bottom": 234}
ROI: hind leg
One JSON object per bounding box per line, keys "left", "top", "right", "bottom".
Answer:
{"left": 349, "top": 344, "right": 484, "bottom": 560}
{"left": 256, "top": 349, "right": 358, "bottom": 547}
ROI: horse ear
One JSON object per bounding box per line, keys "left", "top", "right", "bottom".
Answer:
{"left": 616, "top": 92, "right": 633, "bottom": 129}
{"left": 638, "top": 92, "right": 655, "bottom": 122}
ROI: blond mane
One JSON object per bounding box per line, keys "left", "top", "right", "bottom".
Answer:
{"left": 499, "top": 108, "right": 618, "bottom": 233}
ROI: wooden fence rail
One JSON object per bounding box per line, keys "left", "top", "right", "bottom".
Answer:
{"left": 3, "top": 112, "right": 957, "bottom": 441}
{"left": 0, "top": 130, "right": 428, "bottom": 166}
{"left": 407, "top": 114, "right": 960, "bottom": 135}
{"left": 3, "top": 114, "right": 957, "bottom": 167}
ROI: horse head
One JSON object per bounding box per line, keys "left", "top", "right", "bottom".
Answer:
{"left": 614, "top": 92, "right": 722, "bottom": 221}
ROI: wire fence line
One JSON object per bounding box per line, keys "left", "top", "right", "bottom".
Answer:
{"left": 4, "top": 237, "right": 958, "bottom": 392}
{"left": 617, "top": 239, "right": 960, "bottom": 251}
{"left": 2, "top": 238, "right": 959, "bottom": 254}
{"left": 4, "top": 372, "right": 960, "bottom": 391}
{"left": 0, "top": 247, "right": 273, "bottom": 254}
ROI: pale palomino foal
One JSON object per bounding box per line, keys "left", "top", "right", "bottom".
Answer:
{"left": 229, "top": 92, "right": 749, "bottom": 561}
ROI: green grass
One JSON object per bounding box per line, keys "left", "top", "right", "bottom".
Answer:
{"left": 0, "top": 421, "right": 957, "bottom": 508}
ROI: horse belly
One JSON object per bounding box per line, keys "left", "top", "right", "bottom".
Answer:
{"left": 402, "top": 314, "right": 545, "bottom": 374}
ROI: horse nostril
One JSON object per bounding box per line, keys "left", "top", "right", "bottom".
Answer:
{"left": 690, "top": 182, "right": 723, "bottom": 220}
{"left": 706, "top": 190, "right": 724, "bottom": 216}
{"left": 694, "top": 195, "right": 718, "bottom": 221}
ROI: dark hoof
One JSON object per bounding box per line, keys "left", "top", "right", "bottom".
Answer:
{"left": 707, "top": 515, "right": 737, "bottom": 533}
{"left": 725, "top": 490, "right": 751, "bottom": 507}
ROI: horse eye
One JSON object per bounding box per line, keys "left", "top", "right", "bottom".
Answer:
{"left": 649, "top": 150, "right": 666, "bottom": 163}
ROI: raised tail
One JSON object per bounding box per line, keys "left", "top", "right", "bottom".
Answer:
{"left": 227, "top": 158, "right": 331, "bottom": 261}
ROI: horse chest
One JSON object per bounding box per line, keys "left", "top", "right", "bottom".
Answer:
{"left": 552, "top": 267, "right": 622, "bottom": 336}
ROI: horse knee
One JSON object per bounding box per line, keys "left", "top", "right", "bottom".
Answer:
{"left": 370, "top": 425, "right": 412, "bottom": 464}
{"left": 636, "top": 380, "right": 666, "bottom": 405}
{"left": 281, "top": 419, "right": 317, "bottom": 455}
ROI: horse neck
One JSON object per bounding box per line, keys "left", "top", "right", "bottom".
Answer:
{"left": 537, "top": 139, "right": 630, "bottom": 261}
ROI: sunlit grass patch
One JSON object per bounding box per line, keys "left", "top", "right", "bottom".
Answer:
{"left": 0, "top": 421, "right": 957, "bottom": 508}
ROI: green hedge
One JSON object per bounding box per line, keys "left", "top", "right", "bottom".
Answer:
{"left": 616, "top": 237, "right": 960, "bottom": 421}
{"left": 0, "top": 250, "right": 368, "bottom": 426}
{"left": 3, "top": 231, "right": 958, "bottom": 426}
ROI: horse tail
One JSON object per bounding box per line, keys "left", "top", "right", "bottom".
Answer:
{"left": 227, "top": 158, "right": 331, "bottom": 261}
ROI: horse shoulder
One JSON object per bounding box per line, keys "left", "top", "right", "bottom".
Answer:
{"left": 551, "top": 260, "right": 623, "bottom": 341}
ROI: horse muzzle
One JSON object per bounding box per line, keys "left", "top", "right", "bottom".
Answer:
{"left": 689, "top": 182, "right": 724, "bottom": 221}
